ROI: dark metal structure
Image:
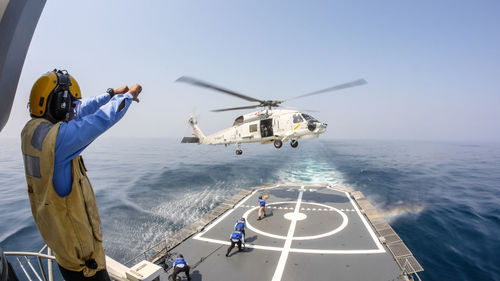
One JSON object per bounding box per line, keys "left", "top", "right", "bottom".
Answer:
{"left": 0, "top": 0, "right": 46, "bottom": 133}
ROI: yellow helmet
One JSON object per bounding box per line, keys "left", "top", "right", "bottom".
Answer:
{"left": 29, "top": 69, "right": 81, "bottom": 118}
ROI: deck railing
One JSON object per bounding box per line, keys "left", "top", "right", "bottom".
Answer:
{"left": 124, "top": 239, "right": 167, "bottom": 267}
{"left": 4, "top": 245, "right": 56, "bottom": 281}
{"left": 401, "top": 257, "right": 422, "bottom": 281}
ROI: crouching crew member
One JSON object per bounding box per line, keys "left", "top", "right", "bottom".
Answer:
{"left": 234, "top": 217, "right": 246, "bottom": 237}
{"left": 226, "top": 230, "right": 245, "bottom": 257}
{"left": 172, "top": 254, "right": 191, "bottom": 281}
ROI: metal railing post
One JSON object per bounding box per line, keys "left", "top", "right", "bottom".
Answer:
{"left": 24, "top": 256, "right": 43, "bottom": 281}
{"left": 16, "top": 257, "right": 32, "bottom": 281}
{"left": 403, "top": 258, "right": 422, "bottom": 281}
{"left": 37, "top": 256, "right": 48, "bottom": 281}
{"left": 47, "top": 248, "right": 53, "bottom": 281}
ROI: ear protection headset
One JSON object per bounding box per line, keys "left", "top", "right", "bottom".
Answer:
{"left": 48, "top": 69, "right": 74, "bottom": 121}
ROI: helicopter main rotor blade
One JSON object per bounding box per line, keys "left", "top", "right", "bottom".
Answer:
{"left": 281, "top": 106, "right": 319, "bottom": 113}
{"left": 211, "top": 105, "right": 261, "bottom": 112}
{"left": 177, "top": 76, "right": 264, "bottom": 103}
{"left": 287, "top": 79, "right": 367, "bottom": 101}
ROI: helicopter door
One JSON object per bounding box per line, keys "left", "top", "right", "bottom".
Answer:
{"left": 260, "top": 118, "right": 273, "bottom": 138}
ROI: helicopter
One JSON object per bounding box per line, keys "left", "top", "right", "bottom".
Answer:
{"left": 179, "top": 76, "right": 367, "bottom": 155}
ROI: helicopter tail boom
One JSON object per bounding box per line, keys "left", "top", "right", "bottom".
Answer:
{"left": 188, "top": 116, "right": 206, "bottom": 143}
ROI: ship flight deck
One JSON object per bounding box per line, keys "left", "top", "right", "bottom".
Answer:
{"left": 145, "top": 183, "right": 423, "bottom": 281}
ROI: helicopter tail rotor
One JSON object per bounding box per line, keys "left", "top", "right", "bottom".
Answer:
{"left": 184, "top": 115, "right": 205, "bottom": 143}
{"left": 188, "top": 116, "right": 197, "bottom": 126}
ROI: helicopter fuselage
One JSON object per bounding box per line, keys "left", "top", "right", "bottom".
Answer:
{"left": 178, "top": 75, "right": 364, "bottom": 154}
{"left": 193, "top": 109, "right": 327, "bottom": 146}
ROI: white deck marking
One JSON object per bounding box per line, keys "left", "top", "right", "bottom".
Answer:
{"left": 194, "top": 188, "right": 262, "bottom": 238}
{"left": 284, "top": 212, "right": 307, "bottom": 221}
{"left": 346, "top": 191, "right": 385, "bottom": 251}
{"left": 272, "top": 189, "right": 304, "bottom": 281}
{"left": 194, "top": 185, "right": 385, "bottom": 254}
{"left": 244, "top": 201, "right": 347, "bottom": 240}
{"left": 194, "top": 235, "right": 385, "bottom": 254}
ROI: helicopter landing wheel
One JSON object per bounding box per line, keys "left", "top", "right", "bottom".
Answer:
{"left": 236, "top": 149, "right": 243, "bottom": 155}
{"left": 274, "top": 140, "right": 283, "bottom": 149}
{"left": 291, "top": 140, "right": 298, "bottom": 148}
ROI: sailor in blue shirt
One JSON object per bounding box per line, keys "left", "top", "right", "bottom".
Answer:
{"left": 226, "top": 230, "right": 245, "bottom": 257}
{"left": 172, "top": 254, "right": 191, "bottom": 281}
{"left": 22, "top": 69, "right": 143, "bottom": 281}
{"left": 234, "top": 217, "right": 246, "bottom": 237}
{"left": 258, "top": 195, "right": 266, "bottom": 220}
{"left": 53, "top": 84, "right": 141, "bottom": 197}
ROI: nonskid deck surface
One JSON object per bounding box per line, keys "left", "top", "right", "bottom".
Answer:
{"left": 168, "top": 185, "right": 402, "bottom": 281}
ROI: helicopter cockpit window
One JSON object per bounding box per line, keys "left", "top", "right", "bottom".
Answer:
{"left": 301, "top": 114, "right": 318, "bottom": 122}
{"left": 293, "top": 114, "right": 304, "bottom": 123}
{"left": 233, "top": 116, "right": 244, "bottom": 126}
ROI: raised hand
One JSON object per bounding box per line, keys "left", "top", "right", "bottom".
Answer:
{"left": 114, "top": 85, "right": 129, "bottom": 95}
{"left": 129, "top": 84, "right": 142, "bottom": 103}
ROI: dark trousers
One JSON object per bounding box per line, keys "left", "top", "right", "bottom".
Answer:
{"left": 226, "top": 239, "right": 242, "bottom": 255}
{"left": 6, "top": 261, "right": 20, "bottom": 281}
{"left": 173, "top": 266, "right": 191, "bottom": 280}
{"left": 58, "top": 264, "right": 111, "bottom": 281}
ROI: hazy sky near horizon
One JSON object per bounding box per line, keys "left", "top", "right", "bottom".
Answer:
{"left": 2, "top": 0, "right": 499, "bottom": 142}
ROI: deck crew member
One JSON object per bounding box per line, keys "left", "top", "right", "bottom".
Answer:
{"left": 172, "top": 254, "right": 191, "bottom": 281}
{"left": 226, "top": 230, "right": 245, "bottom": 257}
{"left": 21, "top": 69, "right": 142, "bottom": 280}
{"left": 234, "top": 217, "right": 246, "bottom": 237}
{"left": 258, "top": 195, "right": 266, "bottom": 220}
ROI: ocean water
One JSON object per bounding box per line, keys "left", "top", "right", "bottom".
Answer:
{"left": 1, "top": 138, "right": 499, "bottom": 281}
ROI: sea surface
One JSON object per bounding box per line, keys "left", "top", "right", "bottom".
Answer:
{"left": 1, "top": 138, "right": 499, "bottom": 281}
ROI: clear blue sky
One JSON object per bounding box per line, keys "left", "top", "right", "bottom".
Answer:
{"left": 3, "top": 0, "right": 500, "bottom": 142}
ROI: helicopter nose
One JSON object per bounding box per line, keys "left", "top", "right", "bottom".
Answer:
{"left": 317, "top": 122, "right": 327, "bottom": 133}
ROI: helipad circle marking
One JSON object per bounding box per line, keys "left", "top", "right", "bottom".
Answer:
{"left": 194, "top": 188, "right": 386, "bottom": 254}
{"left": 243, "top": 201, "right": 348, "bottom": 240}
{"left": 284, "top": 212, "right": 307, "bottom": 221}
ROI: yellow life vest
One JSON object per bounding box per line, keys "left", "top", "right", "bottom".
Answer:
{"left": 21, "top": 118, "right": 106, "bottom": 277}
